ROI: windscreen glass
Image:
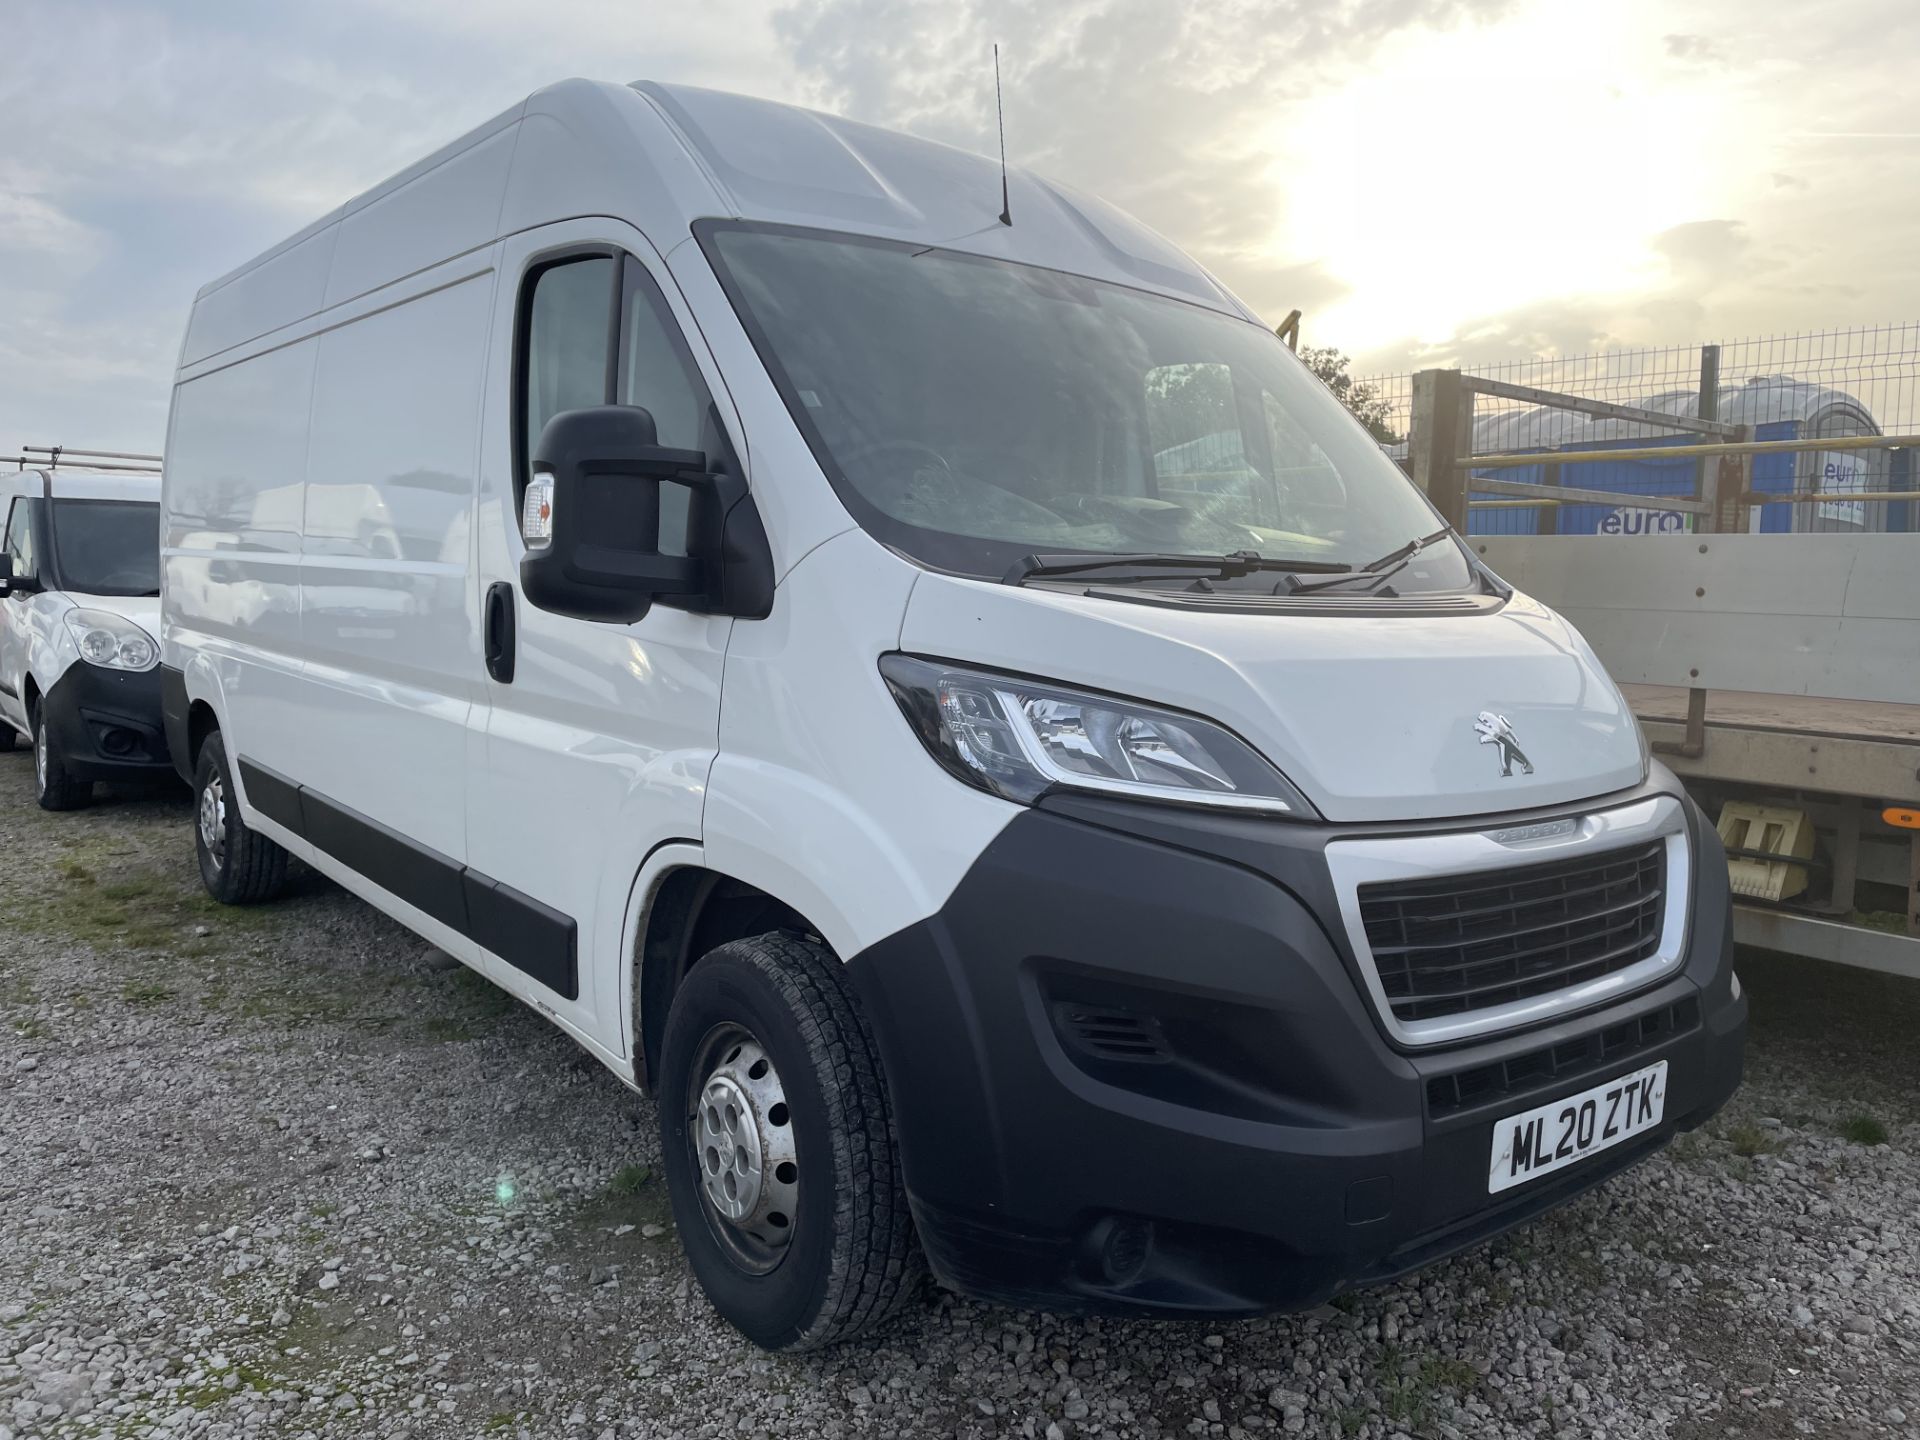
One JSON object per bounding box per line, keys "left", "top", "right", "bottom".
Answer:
{"left": 703, "top": 225, "right": 1465, "bottom": 585}
{"left": 50, "top": 499, "right": 161, "bottom": 596}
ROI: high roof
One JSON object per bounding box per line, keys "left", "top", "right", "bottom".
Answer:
{"left": 632, "top": 82, "right": 1253, "bottom": 320}
{"left": 182, "top": 79, "right": 1255, "bottom": 372}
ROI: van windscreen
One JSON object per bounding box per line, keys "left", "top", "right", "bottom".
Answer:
{"left": 50, "top": 499, "right": 161, "bottom": 597}
{"left": 702, "top": 223, "right": 1467, "bottom": 588}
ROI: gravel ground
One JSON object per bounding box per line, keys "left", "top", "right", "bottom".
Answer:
{"left": 2, "top": 758, "right": 1916, "bottom": 1440}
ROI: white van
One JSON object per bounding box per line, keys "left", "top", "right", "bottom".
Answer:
{"left": 0, "top": 468, "right": 169, "bottom": 808}
{"left": 161, "top": 80, "right": 1746, "bottom": 1350}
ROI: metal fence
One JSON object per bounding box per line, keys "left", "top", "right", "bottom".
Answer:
{"left": 1366, "top": 325, "right": 1920, "bottom": 536}
{"left": 1359, "top": 323, "right": 1920, "bottom": 453}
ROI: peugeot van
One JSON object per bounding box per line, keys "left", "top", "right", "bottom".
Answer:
{"left": 1, "top": 468, "right": 168, "bottom": 808}
{"left": 160, "top": 80, "right": 1746, "bottom": 1350}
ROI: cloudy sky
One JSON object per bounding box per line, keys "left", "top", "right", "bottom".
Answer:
{"left": 4, "top": 0, "right": 1917, "bottom": 453}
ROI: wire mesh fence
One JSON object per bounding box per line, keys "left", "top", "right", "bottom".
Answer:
{"left": 1359, "top": 324, "right": 1920, "bottom": 536}
{"left": 1357, "top": 322, "right": 1920, "bottom": 455}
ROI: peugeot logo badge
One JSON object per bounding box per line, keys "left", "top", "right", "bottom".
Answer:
{"left": 1475, "top": 711, "right": 1534, "bottom": 777}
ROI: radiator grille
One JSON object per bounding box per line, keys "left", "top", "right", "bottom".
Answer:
{"left": 1358, "top": 841, "right": 1667, "bottom": 1025}
{"left": 1426, "top": 995, "right": 1700, "bottom": 1118}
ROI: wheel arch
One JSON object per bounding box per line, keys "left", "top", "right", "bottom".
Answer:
{"left": 628, "top": 853, "right": 824, "bottom": 1092}
{"left": 186, "top": 698, "right": 220, "bottom": 767}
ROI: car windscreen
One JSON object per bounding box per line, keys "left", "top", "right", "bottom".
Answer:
{"left": 700, "top": 223, "right": 1466, "bottom": 587}
{"left": 49, "top": 499, "right": 161, "bottom": 596}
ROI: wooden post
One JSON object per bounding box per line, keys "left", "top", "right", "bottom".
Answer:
{"left": 1717, "top": 426, "right": 1753, "bottom": 534}
{"left": 1410, "top": 369, "right": 1473, "bottom": 529}
{"left": 1693, "top": 345, "right": 1719, "bottom": 535}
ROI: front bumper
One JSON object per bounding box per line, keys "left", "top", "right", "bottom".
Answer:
{"left": 846, "top": 779, "right": 1745, "bottom": 1317}
{"left": 41, "top": 663, "right": 174, "bottom": 784}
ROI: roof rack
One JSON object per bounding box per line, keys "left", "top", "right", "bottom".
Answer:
{"left": 8, "top": 445, "right": 163, "bottom": 475}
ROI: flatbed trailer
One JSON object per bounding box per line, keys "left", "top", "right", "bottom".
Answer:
{"left": 1476, "top": 530, "right": 1920, "bottom": 979}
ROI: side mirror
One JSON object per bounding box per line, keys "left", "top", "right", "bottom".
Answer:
{"left": 0, "top": 555, "right": 13, "bottom": 598}
{"left": 519, "top": 405, "right": 714, "bottom": 623}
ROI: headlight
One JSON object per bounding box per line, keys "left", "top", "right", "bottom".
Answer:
{"left": 879, "top": 654, "right": 1315, "bottom": 816}
{"left": 64, "top": 609, "right": 158, "bottom": 672}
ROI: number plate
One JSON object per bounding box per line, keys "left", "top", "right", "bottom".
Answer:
{"left": 1488, "top": 1060, "right": 1668, "bottom": 1194}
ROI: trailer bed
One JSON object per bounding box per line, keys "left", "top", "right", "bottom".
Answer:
{"left": 1623, "top": 685, "right": 1920, "bottom": 747}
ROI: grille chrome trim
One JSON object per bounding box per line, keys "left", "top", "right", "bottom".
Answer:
{"left": 1326, "top": 795, "right": 1691, "bottom": 1047}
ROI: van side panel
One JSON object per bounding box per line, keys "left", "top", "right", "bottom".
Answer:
{"left": 296, "top": 264, "right": 494, "bottom": 862}
{"left": 162, "top": 340, "right": 317, "bottom": 783}
{"left": 323, "top": 127, "right": 517, "bottom": 310}
{"left": 180, "top": 228, "right": 337, "bottom": 369}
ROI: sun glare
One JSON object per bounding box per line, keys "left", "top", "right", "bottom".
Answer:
{"left": 1272, "top": 1, "right": 1735, "bottom": 353}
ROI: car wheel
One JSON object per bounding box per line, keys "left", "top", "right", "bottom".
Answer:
{"left": 659, "top": 931, "right": 922, "bottom": 1350}
{"left": 31, "top": 705, "right": 91, "bottom": 811}
{"left": 194, "top": 731, "right": 289, "bottom": 904}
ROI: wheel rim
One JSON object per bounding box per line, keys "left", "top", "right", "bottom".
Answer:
{"left": 33, "top": 723, "right": 47, "bottom": 791}
{"left": 687, "top": 1024, "right": 799, "bottom": 1275}
{"left": 199, "top": 772, "right": 227, "bottom": 870}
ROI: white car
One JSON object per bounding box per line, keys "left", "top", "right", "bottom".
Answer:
{"left": 0, "top": 468, "right": 168, "bottom": 808}
{"left": 159, "top": 80, "right": 1746, "bottom": 1350}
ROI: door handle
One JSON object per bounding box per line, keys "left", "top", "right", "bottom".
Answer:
{"left": 484, "top": 581, "right": 516, "bottom": 684}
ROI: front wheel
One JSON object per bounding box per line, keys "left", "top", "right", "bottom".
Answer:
{"left": 194, "top": 731, "right": 290, "bottom": 904}
{"left": 32, "top": 707, "right": 91, "bottom": 811}
{"left": 658, "top": 933, "right": 922, "bottom": 1350}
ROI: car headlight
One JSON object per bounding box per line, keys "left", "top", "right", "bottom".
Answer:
{"left": 879, "top": 654, "right": 1315, "bottom": 816}
{"left": 64, "top": 609, "right": 158, "bottom": 672}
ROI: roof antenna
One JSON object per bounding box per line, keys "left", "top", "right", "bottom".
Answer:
{"left": 993, "top": 44, "right": 1012, "bottom": 226}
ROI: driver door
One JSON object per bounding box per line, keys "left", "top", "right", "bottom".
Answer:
{"left": 465, "top": 221, "right": 737, "bottom": 1058}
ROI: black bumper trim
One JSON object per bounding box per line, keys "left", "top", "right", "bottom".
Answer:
{"left": 847, "top": 788, "right": 1745, "bottom": 1318}
{"left": 237, "top": 757, "right": 578, "bottom": 1000}
{"left": 40, "top": 663, "right": 174, "bottom": 783}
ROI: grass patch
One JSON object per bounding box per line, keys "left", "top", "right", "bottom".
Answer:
{"left": 1418, "top": 1355, "right": 1481, "bottom": 1392}
{"left": 2, "top": 834, "right": 280, "bottom": 956}
{"left": 608, "top": 1163, "right": 652, "bottom": 1195}
{"left": 180, "top": 1361, "right": 274, "bottom": 1410}
{"left": 1727, "top": 1122, "right": 1786, "bottom": 1158}
{"left": 1839, "top": 1113, "right": 1889, "bottom": 1146}
{"left": 1372, "top": 1346, "right": 1480, "bottom": 1432}
{"left": 1381, "top": 1373, "right": 1431, "bottom": 1429}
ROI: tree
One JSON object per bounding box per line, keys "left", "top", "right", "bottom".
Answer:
{"left": 1299, "top": 345, "right": 1400, "bottom": 445}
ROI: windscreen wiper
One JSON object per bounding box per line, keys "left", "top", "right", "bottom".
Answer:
{"left": 1282, "top": 527, "right": 1453, "bottom": 595}
{"left": 1004, "top": 549, "right": 1352, "bottom": 587}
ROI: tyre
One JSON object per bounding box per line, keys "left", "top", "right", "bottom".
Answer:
{"left": 0, "top": 723, "right": 16, "bottom": 752}
{"left": 31, "top": 705, "right": 91, "bottom": 810}
{"left": 659, "top": 932, "right": 922, "bottom": 1350}
{"left": 194, "top": 730, "right": 289, "bottom": 904}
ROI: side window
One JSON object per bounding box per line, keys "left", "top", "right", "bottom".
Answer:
{"left": 618, "top": 261, "right": 710, "bottom": 556}
{"left": 4, "top": 499, "right": 38, "bottom": 584}
{"left": 517, "top": 250, "right": 717, "bottom": 558}
{"left": 1145, "top": 362, "right": 1243, "bottom": 486}
{"left": 522, "top": 255, "right": 616, "bottom": 483}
